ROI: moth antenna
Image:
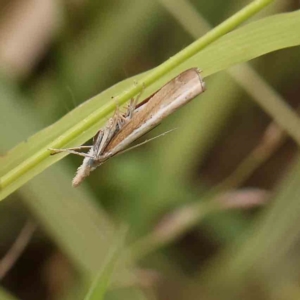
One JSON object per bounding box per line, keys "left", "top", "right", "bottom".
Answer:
{"left": 48, "top": 147, "right": 93, "bottom": 158}
{"left": 116, "top": 128, "right": 177, "bottom": 156}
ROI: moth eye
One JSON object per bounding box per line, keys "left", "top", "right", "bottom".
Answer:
{"left": 87, "top": 158, "right": 95, "bottom": 167}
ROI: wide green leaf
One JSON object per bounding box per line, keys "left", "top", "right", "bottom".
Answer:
{"left": 1, "top": 9, "right": 300, "bottom": 200}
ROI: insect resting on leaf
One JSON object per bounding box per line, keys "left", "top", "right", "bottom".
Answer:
{"left": 49, "top": 68, "right": 206, "bottom": 186}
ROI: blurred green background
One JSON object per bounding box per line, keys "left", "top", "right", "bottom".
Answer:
{"left": 1, "top": 0, "right": 300, "bottom": 299}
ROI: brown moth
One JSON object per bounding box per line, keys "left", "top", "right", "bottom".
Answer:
{"left": 49, "top": 68, "right": 206, "bottom": 186}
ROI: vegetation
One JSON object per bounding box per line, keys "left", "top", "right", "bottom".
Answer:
{"left": 0, "top": 0, "right": 300, "bottom": 299}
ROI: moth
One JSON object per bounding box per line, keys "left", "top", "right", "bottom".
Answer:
{"left": 49, "top": 68, "right": 206, "bottom": 186}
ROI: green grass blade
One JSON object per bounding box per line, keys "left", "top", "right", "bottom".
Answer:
{"left": 188, "top": 156, "right": 300, "bottom": 299}
{"left": 1, "top": 9, "right": 300, "bottom": 200}
{"left": 84, "top": 228, "right": 127, "bottom": 300}
{"left": 0, "top": 85, "right": 116, "bottom": 278}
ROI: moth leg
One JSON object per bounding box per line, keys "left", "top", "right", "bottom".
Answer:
{"left": 126, "top": 82, "right": 146, "bottom": 118}
{"left": 133, "top": 82, "right": 146, "bottom": 106}
{"left": 96, "top": 117, "right": 119, "bottom": 157}
{"left": 49, "top": 147, "right": 93, "bottom": 158}
{"left": 125, "top": 92, "right": 142, "bottom": 119}
{"left": 125, "top": 99, "right": 136, "bottom": 119}
{"left": 109, "top": 104, "right": 126, "bottom": 130}
{"left": 112, "top": 106, "right": 125, "bottom": 121}
{"left": 115, "top": 110, "right": 127, "bottom": 129}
